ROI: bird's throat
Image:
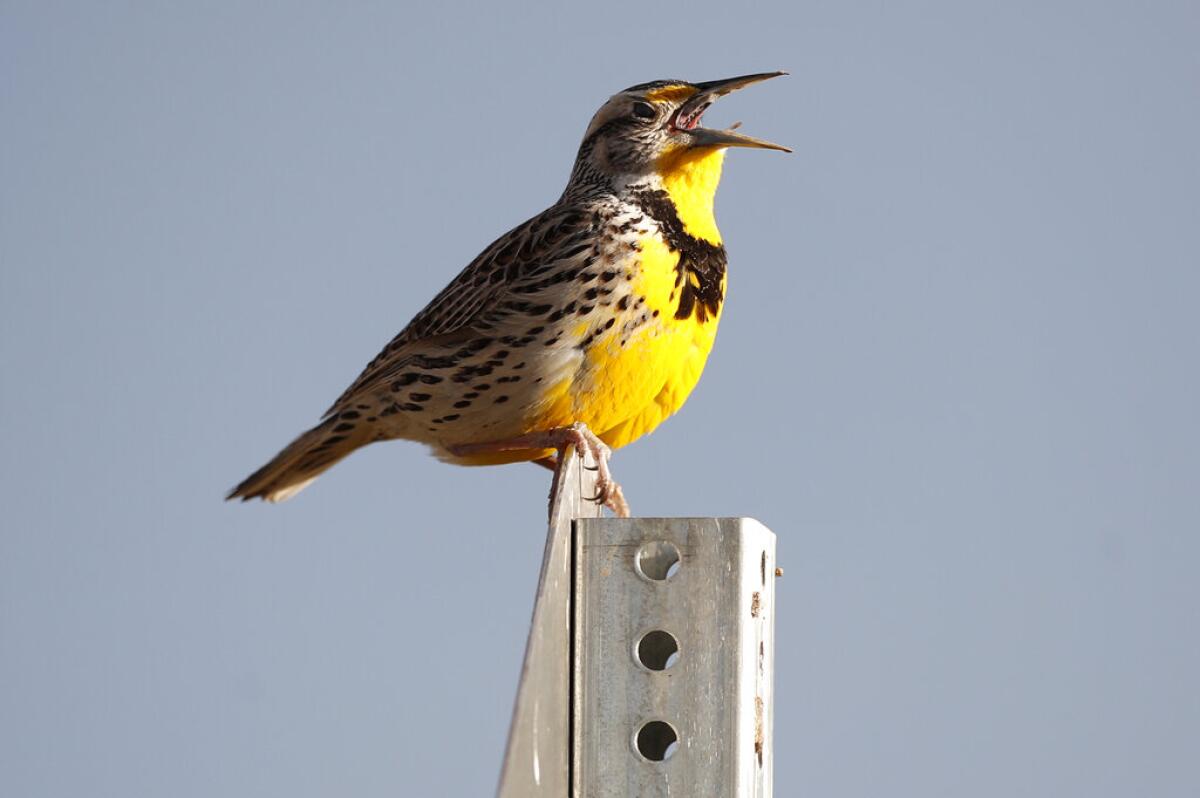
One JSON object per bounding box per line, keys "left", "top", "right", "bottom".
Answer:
{"left": 655, "top": 146, "right": 726, "bottom": 245}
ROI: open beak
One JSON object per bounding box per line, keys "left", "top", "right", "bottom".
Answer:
{"left": 673, "top": 71, "right": 790, "bottom": 152}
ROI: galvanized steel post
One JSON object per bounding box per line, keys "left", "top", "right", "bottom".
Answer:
{"left": 498, "top": 450, "right": 778, "bottom": 798}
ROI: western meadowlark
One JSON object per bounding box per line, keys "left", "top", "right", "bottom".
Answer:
{"left": 229, "top": 72, "right": 789, "bottom": 516}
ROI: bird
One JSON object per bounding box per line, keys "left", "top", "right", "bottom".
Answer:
{"left": 228, "top": 72, "right": 789, "bottom": 516}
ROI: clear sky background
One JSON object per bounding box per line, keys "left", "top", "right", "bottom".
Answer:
{"left": 2, "top": 2, "right": 1198, "bottom": 796}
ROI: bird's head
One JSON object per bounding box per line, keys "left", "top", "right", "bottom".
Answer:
{"left": 571, "top": 71, "right": 790, "bottom": 185}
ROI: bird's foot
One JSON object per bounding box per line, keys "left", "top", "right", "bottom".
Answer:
{"left": 449, "top": 422, "right": 630, "bottom": 516}
{"left": 557, "top": 422, "right": 630, "bottom": 518}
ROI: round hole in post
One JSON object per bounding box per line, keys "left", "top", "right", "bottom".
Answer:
{"left": 635, "top": 630, "right": 680, "bottom": 671}
{"left": 635, "top": 541, "right": 681, "bottom": 581}
{"left": 634, "top": 720, "right": 679, "bottom": 762}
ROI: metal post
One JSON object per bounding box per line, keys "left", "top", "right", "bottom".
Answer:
{"left": 498, "top": 448, "right": 600, "bottom": 797}
{"left": 498, "top": 454, "right": 778, "bottom": 798}
{"left": 573, "top": 518, "right": 777, "bottom": 797}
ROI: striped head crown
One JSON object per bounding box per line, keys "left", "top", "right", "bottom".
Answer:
{"left": 571, "top": 72, "right": 790, "bottom": 181}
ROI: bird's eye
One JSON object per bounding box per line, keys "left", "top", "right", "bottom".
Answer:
{"left": 631, "top": 101, "right": 656, "bottom": 120}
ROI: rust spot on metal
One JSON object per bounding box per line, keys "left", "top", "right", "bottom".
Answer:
{"left": 775, "top": 566, "right": 784, "bottom": 578}
{"left": 751, "top": 591, "right": 761, "bottom": 618}
{"left": 754, "top": 695, "right": 764, "bottom": 765}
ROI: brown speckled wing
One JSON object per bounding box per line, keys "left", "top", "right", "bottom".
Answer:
{"left": 323, "top": 204, "right": 595, "bottom": 416}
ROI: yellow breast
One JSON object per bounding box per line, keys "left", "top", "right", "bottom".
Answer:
{"left": 569, "top": 233, "right": 723, "bottom": 449}
{"left": 558, "top": 146, "right": 730, "bottom": 449}
{"left": 454, "top": 145, "right": 730, "bottom": 464}
{"left": 657, "top": 144, "right": 727, "bottom": 244}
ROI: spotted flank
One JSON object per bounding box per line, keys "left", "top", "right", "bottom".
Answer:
{"left": 228, "top": 72, "right": 788, "bottom": 507}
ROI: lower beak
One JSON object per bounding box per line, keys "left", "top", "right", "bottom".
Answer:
{"left": 688, "top": 126, "right": 792, "bottom": 152}
{"left": 678, "top": 71, "right": 790, "bottom": 153}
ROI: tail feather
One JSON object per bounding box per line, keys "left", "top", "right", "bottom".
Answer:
{"left": 227, "top": 416, "right": 368, "bottom": 502}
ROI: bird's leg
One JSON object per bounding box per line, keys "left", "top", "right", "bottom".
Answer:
{"left": 447, "top": 422, "right": 630, "bottom": 517}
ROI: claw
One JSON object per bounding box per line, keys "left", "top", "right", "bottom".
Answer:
{"left": 448, "top": 421, "right": 631, "bottom": 517}
{"left": 598, "top": 481, "right": 630, "bottom": 518}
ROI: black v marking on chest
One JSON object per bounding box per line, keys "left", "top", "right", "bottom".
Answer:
{"left": 630, "top": 189, "right": 727, "bottom": 323}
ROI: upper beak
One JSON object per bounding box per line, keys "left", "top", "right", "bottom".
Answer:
{"left": 677, "top": 71, "right": 790, "bottom": 152}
